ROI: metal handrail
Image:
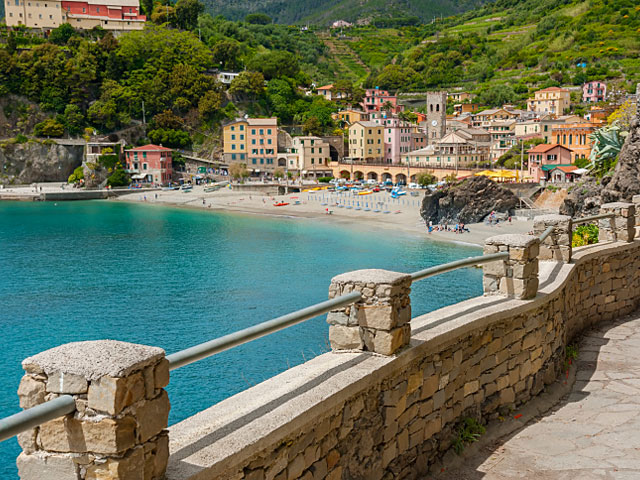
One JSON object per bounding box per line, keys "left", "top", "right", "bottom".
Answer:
{"left": 573, "top": 213, "right": 615, "bottom": 225}
{"left": 410, "top": 252, "right": 509, "bottom": 281}
{"left": 538, "top": 225, "right": 555, "bottom": 242}
{"left": 167, "top": 291, "right": 363, "bottom": 371}
{"left": 0, "top": 395, "right": 76, "bottom": 443}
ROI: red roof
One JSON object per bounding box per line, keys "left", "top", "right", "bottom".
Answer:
{"left": 554, "top": 166, "right": 578, "bottom": 173}
{"left": 537, "top": 86, "right": 569, "bottom": 93}
{"left": 527, "top": 144, "right": 572, "bottom": 154}
{"left": 127, "top": 144, "right": 172, "bottom": 152}
{"left": 317, "top": 85, "right": 334, "bottom": 90}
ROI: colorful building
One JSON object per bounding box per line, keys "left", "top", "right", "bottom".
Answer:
{"left": 405, "top": 129, "right": 491, "bottom": 169}
{"left": 331, "top": 109, "right": 369, "bottom": 127}
{"left": 288, "top": 136, "right": 332, "bottom": 179}
{"left": 582, "top": 81, "right": 606, "bottom": 103}
{"left": 527, "top": 87, "right": 571, "bottom": 115}
{"left": 348, "top": 121, "right": 384, "bottom": 162}
{"left": 124, "top": 144, "right": 172, "bottom": 185}
{"left": 527, "top": 144, "right": 573, "bottom": 182}
{"left": 360, "top": 88, "right": 402, "bottom": 114}
{"left": 5, "top": 0, "right": 146, "bottom": 30}
{"left": 370, "top": 114, "right": 413, "bottom": 164}
{"left": 222, "top": 118, "right": 278, "bottom": 174}
{"left": 551, "top": 123, "right": 596, "bottom": 162}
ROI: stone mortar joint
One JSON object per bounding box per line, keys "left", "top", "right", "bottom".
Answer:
{"left": 483, "top": 234, "right": 540, "bottom": 300}
{"left": 533, "top": 214, "right": 572, "bottom": 263}
{"left": 17, "top": 340, "right": 170, "bottom": 480}
{"left": 328, "top": 269, "right": 412, "bottom": 356}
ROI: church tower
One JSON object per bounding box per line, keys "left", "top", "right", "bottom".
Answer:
{"left": 426, "top": 91, "right": 447, "bottom": 143}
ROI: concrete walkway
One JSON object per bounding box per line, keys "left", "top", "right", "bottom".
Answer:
{"left": 431, "top": 312, "right": 640, "bottom": 479}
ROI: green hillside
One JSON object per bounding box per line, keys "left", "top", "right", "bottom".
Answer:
{"left": 329, "top": 0, "right": 640, "bottom": 103}
{"left": 205, "top": 0, "right": 487, "bottom": 25}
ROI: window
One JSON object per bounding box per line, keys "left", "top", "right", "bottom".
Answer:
{"left": 267, "top": 139, "right": 271, "bottom": 145}
{"left": 251, "top": 129, "right": 255, "bottom": 135}
{"left": 260, "top": 159, "right": 264, "bottom": 164}
{"left": 82, "top": 7, "right": 85, "bottom": 12}
{"left": 143, "top": 164, "right": 148, "bottom": 170}
{"left": 239, "top": 125, "right": 244, "bottom": 131}
{"left": 96, "top": 6, "right": 99, "bottom": 11}
{"left": 252, "top": 159, "right": 257, "bottom": 164}
{"left": 240, "top": 153, "right": 245, "bottom": 160}
{"left": 267, "top": 129, "right": 271, "bottom": 135}
{"left": 231, "top": 144, "right": 236, "bottom": 150}
{"left": 231, "top": 135, "right": 235, "bottom": 140}
{"left": 240, "top": 135, "right": 244, "bottom": 140}
{"left": 231, "top": 154, "right": 236, "bottom": 160}
{"left": 252, "top": 139, "right": 256, "bottom": 145}
{"left": 259, "top": 129, "right": 264, "bottom": 135}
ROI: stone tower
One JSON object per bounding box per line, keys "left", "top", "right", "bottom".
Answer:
{"left": 426, "top": 91, "right": 447, "bottom": 143}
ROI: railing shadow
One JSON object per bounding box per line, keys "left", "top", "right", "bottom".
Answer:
{"left": 421, "top": 314, "right": 634, "bottom": 479}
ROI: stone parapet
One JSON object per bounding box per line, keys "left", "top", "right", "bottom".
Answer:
{"left": 599, "top": 202, "right": 636, "bottom": 243}
{"left": 533, "top": 214, "right": 572, "bottom": 263}
{"left": 483, "top": 234, "right": 540, "bottom": 299}
{"left": 17, "top": 340, "right": 170, "bottom": 480}
{"left": 328, "top": 269, "right": 412, "bottom": 355}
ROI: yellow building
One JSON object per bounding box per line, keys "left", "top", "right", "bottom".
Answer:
{"left": 331, "top": 109, "right": 369, "bottom": 127}
{"left": 289, "top": 136, "right": 332, "bottom": 179}
{"left": 348, "top": 121, "right": 383, "bottom": 162}
{"left": 222, "top": 118, "right": 278, "bottom": 174}
{"left": 527, "top": 87, "right": 571, "bottom": 115}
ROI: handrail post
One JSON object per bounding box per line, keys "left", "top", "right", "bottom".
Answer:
{"left": 328, "top": 269, "right": 412, "bottom": 355}
{"left": 633, "top": 195, "right": 640, "bottom": 227}
{"left": 483, "top": 234, "right": 540, "bottom": 300}
{"left": 599, "top": 202, "right": 636, "bottom": 243}
{"left": 533, "top": 214, "right": 573, "bottom": 263}
{"left": 17, "top": 341, "right": 170, "bottom": 480}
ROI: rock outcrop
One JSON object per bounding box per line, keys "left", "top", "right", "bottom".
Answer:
{"left": 561, "top": 114, "right": 640, "bottom": 217}
{"left": 0, "top": 141, "right": 84, "bottom": 184}
{"left": 420, "top": 175, "right": 518, "bottom": 224}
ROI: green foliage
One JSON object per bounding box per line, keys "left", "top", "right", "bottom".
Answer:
{"left": 147, "top": 128, "right": 191, "bottom": 148}
{"left": 49, "top": 24, "right": 77, "bottom": 46}
{"left": 248, "top": 51, "right": 299, "bottom": 80}
{"left": 68, "top": 166, "right": 85, "bottom": 184}
{"left": 175, "top": 0, "right": 205, "bottom": 30}
{"left": 229, "top": 71, "right": 265, "bottom": 97}
{"left": 572, "top": 224, "right": 599, "bottom": 247}
{"left": 62, "top": 104, "right": 85, "bottom": 136}
{"left": 34, "top": 118, "right": 64, "bottom": 137}
{"left": 106, "top": 166, "right": 130, "bottom": 187}
{"left": 15, "top": 134, "right": 29, "bottom": 144}
{"left": 452, "top": 417, "right": 485, "bottom": 455}
{"left": 497, "top": 138, "right": 544, "bottom": 169}
{"left": 318, "top": 176, "right": 333, "bottom": 183}
{"left": 245, "top": 13, "right": 272, "bottom": 25}
{"left": 98, "top": 154, "right": 119, "bottom": 171}
{"left": 417, "top": 172, "right": 436, "bottom": 186}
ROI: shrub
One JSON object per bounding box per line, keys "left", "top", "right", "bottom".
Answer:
{"left": 68, "top": 166, "right": 84, "bottom": 184}
{"left": 318, "top": 176, "right": 333, "bottom": 183}
{"left": 417, "top": 172, "right": 436, "bottom": 186}
{"left": 106, "top": 168, "right": 130, "bottom": 187}
{"left": 572, "top": 224, "right": 598, "bottom": 247}
{"left": 15, "top": 134, "right": 28, "bottom": 144}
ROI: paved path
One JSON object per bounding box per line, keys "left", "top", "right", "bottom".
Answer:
{"left": 434, "top": 313, "right": 640, "bottom": 479}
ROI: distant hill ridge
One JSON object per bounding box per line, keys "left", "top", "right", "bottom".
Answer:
{"left": 205, "top": 0, "right": 489, "bottom": 25}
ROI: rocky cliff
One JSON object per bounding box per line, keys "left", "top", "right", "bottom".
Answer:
{"left": 561, "top": 114, "right": 640, "bottom": 217}
{"left": 0, "top": 141, "right": 84, "bottom": 184}
{"left": 420, "top": 176, "right": 518, "bottom": 224}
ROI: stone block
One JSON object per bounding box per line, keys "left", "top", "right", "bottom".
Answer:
{"left": 17, "top": 452, "right": 79, "bottom": 480}
{"left": 18, "top": 376, "right": 46, "bottom": 409}
{"left": 357, "top": 305, "right": 398, "bottom": 330}
{"left": 328, "top": 325, "right": 363, "bottom": 350}
{"left": 136, "top": 391, "right": 170, "bottom": 443}
{"left": 326, "top": 311, "right": 350, "bottom": 326}
{"left": 88, "top": 373, "right": 146, "bottom": 416}
{"left": 365, "top": 325, "right": 410, "bottom": 356}
{"left": 17, "top": 429, "right": 38, "bottom": 455}
{"left": 154, "top": 359, "right": 170, "bottom": 389}
{"left": 46, "top": 372, "right": 88, "bottom": 395}
{"left": 85, "top": 446, "right": 145, "bottom": 480}
{"left": 39, "top": 415, "right": 137, "bottom": 454}
{"left": 483, "top": 260, "right": 506, "bottom": 277}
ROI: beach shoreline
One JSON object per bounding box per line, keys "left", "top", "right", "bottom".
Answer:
{"left": 111, "top": 185, "right": 534, "bottom": 246}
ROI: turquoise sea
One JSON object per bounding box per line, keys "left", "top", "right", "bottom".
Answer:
{"left": 0, "top": 200, "right": 482, "bottom": 476}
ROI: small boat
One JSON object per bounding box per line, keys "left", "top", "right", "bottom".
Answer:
{"left": 357, "top": 190, "right": 373, "bottom": 195}
{"left": 181, "top": 185, "right": 193, "bottom": 192}
{"left": 273, "top": 202, "right": 289, "bottom": 207}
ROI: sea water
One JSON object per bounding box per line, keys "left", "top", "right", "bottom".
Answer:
{"left": 0, "top": 200, "right": 482, "bottom": 476}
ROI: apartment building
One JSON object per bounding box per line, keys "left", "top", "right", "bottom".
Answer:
{"left": 5, "top": 0, "right": 146, "bottom": 30}
{"left": 360, "top": 88, "right": 402, "bottom": 114}
{"left": 348, "top": 121, "right": 383, "bottom": 162}
{"left": 370, "top": 114, "right": 413, "bottom": 164}
{"left": 222, "top": 118, "right": 278, "bottom": 173}
{"left": 331, "top": 109, "right": 369, "bottom": 127}
{"left": 404, "top": 128, "right": 491, "bottom": 169}
{"left": 583, "top": 81, "right": 606, "bottom": 103}
{"left": 527, "top": 144, "right": 573, "bottom": 182}
{"left": 289, "top": 136, "right": 332, "bottom": 179}
{"left": 527, "top": 87, "right": 571, "bottom": 115}
{"left": 124, "top": 144, "right": 172, "bottom": 185}
{"left": 551, "top": 123, "right": 596, "bottom": 162}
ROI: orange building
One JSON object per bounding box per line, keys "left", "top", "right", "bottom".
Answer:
{"left": 551, "top": 123, "right": 596, "bottom": 162}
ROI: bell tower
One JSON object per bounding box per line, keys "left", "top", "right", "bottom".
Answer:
{"left": 426, "top": 91, "right": 447, "bottom": 143}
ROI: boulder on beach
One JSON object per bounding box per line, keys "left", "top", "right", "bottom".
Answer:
{"left": 420, "top": 175, "right": 518, "bottom": 224}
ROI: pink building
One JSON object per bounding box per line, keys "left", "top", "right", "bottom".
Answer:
{"left": 125, "top": 144, "right": 172, "bottom": 185}
{"left": 361, "top": 88, "right": 403, "bottom": 114}
{"left": 61, "top": 0, "right": 146, "bottom": 29}
{"left": 582, "top": 81, "right": 606, "bottom": 103}
{"left": 371, "top": 114, "right": 412, "bottom": 164}
{"left": 527, "top": 144, "right": 573, "bottom": 182}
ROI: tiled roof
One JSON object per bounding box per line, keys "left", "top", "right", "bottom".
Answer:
{"left": 127, "top": 144, "right": 172, "bottom": 152}
{"left": 527, "top": 144, "right": 572, "bottom": 153}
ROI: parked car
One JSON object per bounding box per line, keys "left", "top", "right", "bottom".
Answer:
{"left": 408, "top": 182, "right": 419, "bottom": 189}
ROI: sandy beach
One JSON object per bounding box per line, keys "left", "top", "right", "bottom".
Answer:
{"left": 113, "top": 185, "right": 534, "bottom": 246}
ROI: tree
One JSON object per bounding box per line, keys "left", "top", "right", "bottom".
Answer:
{"left": 141, "top": 0, "right": 154, "bottom": 17}
{"left": 477, "top": 85, "right": 517, "bottom": 107}
{"left": 34, "top": 118, "right": 65, "bottom": 137}
{"left": 198, "top": 90, "right": 224, "bottom": 120}
{"left": 49, "top": 23, "right": 76, "bottom": 45}
{"left": 175, "top": 0, "right": 204, "bottom": 30}
{"left": 245, "top": 13, "right": 271, "bottom": 25}
{"left": 273, "top": 168, "right": 284, "bottom": 179}
{"left": 153, "top": 110, "right": 183, "bottom": 130}
{"left": 247, "top": 51, "right": 299, "bottom": 80}
{"left": 302, "top": 116, "right": 323, "bottom": 136}
{"left": 229, "top": 162, "right": 249, "bottom": 180}
{"left": 148, "top": 128, "right": 191, "bottom": 148}
{"left": 212, "top": 40, "right": 242, "bottom": 70}
{"left": 6, "top": 31, "right": 17, "bottom": 55}
{"left": 62, "top": 104, "right": 85, "bottom": 136}
{"left": 229, "top": 71, "right": 265, "bottom": 97}
{"left": 417, "top": 172, "right": 436, "bottom": 186}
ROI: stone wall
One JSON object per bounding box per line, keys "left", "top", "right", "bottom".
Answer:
{"left": 166, "top": 237, "right": 640, "bottom": 480}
